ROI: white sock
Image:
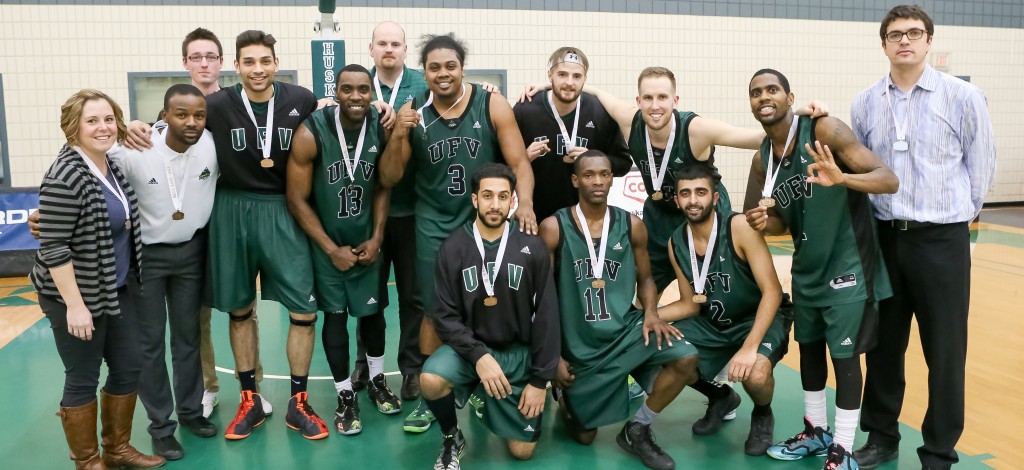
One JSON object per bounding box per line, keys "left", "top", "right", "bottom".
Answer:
{"left": 834, "top": 406, "right": 860, "bottom": 452}
{"left": 804, "top": 389, "right": 828, "bottom": 430}
{"left": 633, "top": 401, "right": 659, "bottom": 426}
{"left": 367, "top": 354, "right": 385, "bottom": 379}
{"left": 335, "top": 378, "right": 353, "bottom": 393}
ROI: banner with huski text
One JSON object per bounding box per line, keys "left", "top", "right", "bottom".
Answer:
{"left": 311, "top": 39, "right": 345, "bottom": 100}
{"left": 0, "top": 189, "right": 38, "bottom": 252}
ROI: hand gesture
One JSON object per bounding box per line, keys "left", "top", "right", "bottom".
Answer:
{"left": 478, "top": 82, "right": 501, "bottom": 94}
{"left": 328, "top": 245, "right": 360, "bottom": 272}
{"left": 394, "top": 106, "right": 420, "bottom": 136}
{"left": 805, "top": 141, "right": 846, "bottom": 187}
{"left": 511, "top": 206, "right": 538, "bottom": 236}
{"left": 554, "top": 358, "right": 575, "bottom": 389}
{"left": 372, "top": 100, "right": 397, "bottom": 129}
{"left": 518, "top": 384, "right": 546, "bottom": 419}
{"left": 795, "top": 100, "right": 830, "bottom": 118}
{"left": 123, "top": 120, "right": 153, "bottom": 150}
{"left": 354, "top": 238, "right": 382, "bottom": 266}
{"left": 744, "top": 206, "right": 769, "bottom": 232}
{"left": 643, "top": 310, "right": 682, "bottom": 350}
{"left": 476, "top": 353, "right": 512, "bottom": 399}
{"left": 518, "top": 83, "right": 549, "bottom": 103}
{"left": 561, "top": 146, "right": 588, "bottom": 164}
{"left": 526, "top": 138, "right": 550, "bottom": 161}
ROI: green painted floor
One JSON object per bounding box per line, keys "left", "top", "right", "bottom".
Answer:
{"left": 2, "top": 294, "right": 996, "bottom": 470}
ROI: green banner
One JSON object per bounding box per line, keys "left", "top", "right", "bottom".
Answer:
{"left": 311, "top": 39, "right": 345, "bottom": 100}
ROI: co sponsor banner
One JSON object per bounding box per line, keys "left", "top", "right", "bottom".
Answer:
{"left": 0, "top": 190, "right": 39, "bottom": 251}
{"left": 609, "top": 170, "right": 647, "bottom": 219}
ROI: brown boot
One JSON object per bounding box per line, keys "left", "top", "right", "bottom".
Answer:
{"left": 57, "top": 400, "right": 107, "bottom": 469}
{"left": 99, "top": 390, "right": 166, "bottom": 469}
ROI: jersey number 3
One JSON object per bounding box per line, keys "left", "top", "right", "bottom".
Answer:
{"left": 447, "top": 164, "right": 465, "bottom": 196}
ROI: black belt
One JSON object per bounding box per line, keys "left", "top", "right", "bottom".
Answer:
{"left": 883, "top": 219, "right": 939, "bottom": 231}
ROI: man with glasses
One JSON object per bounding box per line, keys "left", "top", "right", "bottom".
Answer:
{"left": 850, "top": 6, "right": 995, "bottom": 469}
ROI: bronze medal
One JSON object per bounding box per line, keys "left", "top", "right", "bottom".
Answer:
{"left": 692, "top": 293, "right": 707, "bottom": 303}
{"left": 124, "top": 220, "right": 132, "bottom": 230}
{"left": 652, "top": 191, "right": 664, "bottom": 201}
{"left": 758, "top": 197, "right": 775, "bottom": 208}
{"left": 484, "top": 296, "right": 497, "bottom": 307}
{"left": 260, "top": 159, "right": 274, "bottom": 168}
{"left": 592, "top": 279, "right": 605, "bottom": 289}
{"left": 172, "top": 210, "right": 184, "bottom": 221}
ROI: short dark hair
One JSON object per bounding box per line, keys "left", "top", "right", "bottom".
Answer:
{"left": 638, "top": 67, "right": 676, "bottom": 91}
{"left": 880, "top": 5, "right": 934, "bottom": 41}
{"left": 419, "top": 33, "right": 468, "bottom": 68}
{"left": 750, "top": 68, "right": 791, "bottom": 94}
{"left": 573, "top": 149, "right": 612, "bottom": 175}
{"left": 182, "top": 27, "right": 222, "bottom": 58}
{"left": 339, "top": 63, "right": 372, "bottom": 80}
{"left": 675, "top": 162, "right": 722, "bottom": 189}
{"left": 235, "top": 30, "right": 276, "bottom": 59}
{"left": 163, "top": 84, "right": 205, "bottom": 111}
{"left": 471, "top": 163, "right": 516, "bottom": 194}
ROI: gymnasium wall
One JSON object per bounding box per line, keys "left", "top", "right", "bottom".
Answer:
{"left": 1, "top": 1, "right": 1022, "bottom": 204}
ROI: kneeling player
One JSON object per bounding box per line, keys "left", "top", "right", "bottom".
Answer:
{"left": 540, "top": 150, "right": 698, "bottom": 470}
{"left": 661, "top": 164, "right": 787, "bottom": 455}
{"left": 420, "top": 164, "right": 560, "bottom": 469}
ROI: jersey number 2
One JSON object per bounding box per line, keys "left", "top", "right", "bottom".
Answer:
{"left": 583, "top": 287, "right": 611, "bottom": 322}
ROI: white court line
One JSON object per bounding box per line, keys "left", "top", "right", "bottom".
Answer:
{"left": 214, "top": 366, "right": 401, "bottom": 380}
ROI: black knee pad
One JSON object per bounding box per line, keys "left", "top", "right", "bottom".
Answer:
{"left": 290, "top": 314, "right": 318, "bottom": 327}
{"left": 229, "top": 309, "right": 254, "bottom": 322}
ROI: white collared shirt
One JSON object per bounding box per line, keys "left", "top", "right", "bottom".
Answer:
{"left": 110, "top": 127, "right": 219, "bottom": 244}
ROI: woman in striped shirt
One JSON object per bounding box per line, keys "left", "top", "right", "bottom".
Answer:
{"left": 32, "top": 89, "right": 163, "bottom": 469}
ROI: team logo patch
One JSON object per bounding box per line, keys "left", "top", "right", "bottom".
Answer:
{"left": 585, "top": 121, "right": 595, "bottom": 128}
{"left": 473, "top": 121, "right": 481, "bottom": 129}
{"left": 367, "top": 297, "right": 377, "bottom": 305}
{"left": 762, "top": 342, "right": 773, "bottom": 351}
{"left": 524, "top": 425, "right": 535, "bottom": 432}
{"left": 612, "top": 242, "right": 623, "bottom": 251}
{"left": 840, "top": 337, "right": 853, "bottom": 346}
{"left": 520, "top": 246, "right": 531, "bottom": 254}
{"left": 674, "top": 157, "right": 684, "bottom": 164}
{"left": 198, "top": 167, "right": 212, "bottom": 180}
{"left": 829, "top": 273, "right": 857, "bottom": 289}
{"left": 289, "top": 108, "right": 300, "bottom": 117}
{"left": 368, "top": 145, "right": 378, "bottom": 153}
{"left": 147, "top": 178, "right": 158, "bottom": 185}
{"left": 308, "top": 295, "right": 316, "bottom": 302}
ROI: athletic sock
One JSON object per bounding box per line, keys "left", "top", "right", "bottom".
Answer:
{"left": 691, "top": 374, "right": 731, "bottom": 399}
{"left": 752, "top": 402, "right": 773, "bottom": 417}
{"left": 334, "top": 378, "right": 353, "bottom": 394}
{"left": 804, "top": 389, "right": 827, "bottom": 429}
{"left": 425, "top": 393, "right": 459, "bottom": 435}
{"left": 239, "top": 369, "right": 257, "bottom": 393}
{"left": 633, "top": 401, "right": 659, "bottom": 426}
{"left": 291, "top": 375, "right": 308, "bottom": 396}
{"left": 834, "top": 406, "right": 860, "bottom": 451}
{"left": 367, "top": 354, "right": 385, "bottom": 379}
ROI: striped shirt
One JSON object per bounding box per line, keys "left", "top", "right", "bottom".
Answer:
{"left": 31, "top": 144, "right": 143, "bottom": 317}
{"left": 851, "top": 65, "right": 996, "bottom": 224}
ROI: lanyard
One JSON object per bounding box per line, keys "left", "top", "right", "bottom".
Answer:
{"left": 374, "top": 69, "right": 404, "bottom": 109}
{"left": 334, "top": 108, "right": 367, "bottom": 183}
{"left": 77, "top": 147, "right": 130, "bottom": 227}
{"left": 644, "top": 115, "right": 676, "bottom": 196}
{"left": 472, "top": 221, "right": 510, "bottom": 299}
{"left": 417, "top": 84, "right": 467, "bottom": 130}
{"left": 575, "top": 204, "right": 610, "bottom": 282}
{"left": 686, "top": 213, "right": 718, "bottom": 297}
{"left": 762, "top": 117, "right": 799, "bottom": 198}
{"left": 548, "top": 91, "right": 581, "bottom": 152}
{"left": 240, "top": 89, "right": 275, "bottom": 163}
{"left": 155, "top": 133, "right": 191, "bottom": 218}
{"left": 885, "top": 83, "right": 911, "bottom": 151}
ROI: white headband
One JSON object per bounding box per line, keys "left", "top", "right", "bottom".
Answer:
{"left": 549, "top": 51, "right": 586, "bottom": 70}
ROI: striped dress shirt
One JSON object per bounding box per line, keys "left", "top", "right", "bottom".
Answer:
{"left": 851, "top": 64, "right": 996, "bottom": 224}
{"left": 31, "top": 144, "right": 143, "bottom": 317}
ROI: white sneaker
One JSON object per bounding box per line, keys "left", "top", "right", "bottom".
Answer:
{"left": 260, "top": 394, "right": 273, "bottom": 415}
{"left": 201, "top": 390, "right": 218, "bottom": 418}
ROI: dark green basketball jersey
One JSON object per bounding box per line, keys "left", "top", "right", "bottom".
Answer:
{"left": 305, "top": 106, "right": 383, "bottom": 247}
{"left": 628, "top": 110, "right": 731, "bottom": 212}
{"left": 670, "top": 212, "right": 761, "bottom": 326}
{"left": 759, "top": 115, "right": 891, "bottom": 306}
{"left": 370, "top": 66, "right": 428, "bottom": 217}
{"left": 410, "top": 84, "right": 500, "bottom": 256}
{"left": 554, "top": 206, "right": 640, "bottom": 365}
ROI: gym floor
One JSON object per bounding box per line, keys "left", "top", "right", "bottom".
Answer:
{"left": 1, "top": 207, "right": 1020, "bottom": 469}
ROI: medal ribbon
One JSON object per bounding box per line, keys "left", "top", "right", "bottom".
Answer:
{"left": 374, "top": 69, "right": 404, "bottom": 109}
{"left": 575, "top": 204, "right": 610, "bottom": 281}
{"left": 644, "top": 115, "right": 676, "bottom": 197}
{"left": 155, "top": 132, "right": 190, "bottom": 216}
{"left": 240, "top": 89, "right": 275, "bottom": 164}
{"left": 547, "top": 90, "right": 581, "bottom": 153}
{"left": 686, "top": 213, "right": 718, "bottom": 297}
{"left": 762, "top": 117, "right": 799, "bottom": 198}
{"left": 77, "top": 147, "right": 130, "bottom": 223}
{"left": 472, "top": 221, "right": 511, "bottom": 298}
{"left": 884, "top": 81, "right": 910, "bottom": 146}
{"left": 334, "top": 108, "right": 367, "bottom": 183}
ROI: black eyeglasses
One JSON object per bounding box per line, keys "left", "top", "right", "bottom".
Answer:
{"left": 885, "top": 29, "right": 926, "bottom": 43}
{"left": 187, "top": 54, "right": 221, "bottom": 63}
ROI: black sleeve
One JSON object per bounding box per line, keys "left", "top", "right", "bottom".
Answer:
{"left": 527, "top": 238, "right": 561, "bottom": 388}
{"left": 430, "top": 238, "right": 489, "bottom": 364}
{"left": 606, "top": 125, "right": 633, "bottom": 177}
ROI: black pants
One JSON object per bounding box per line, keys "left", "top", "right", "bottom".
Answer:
{"left": 41, "top": 287, "right": 142, "bottom": 407}
{"left": 861, "top": 221, "right": 970, "bottom": 468}
{"left": 133, "top": 235, "right": 206, "bottom": 438}
{"left": 355, "top": 215, "right": 425, "bottom": 376}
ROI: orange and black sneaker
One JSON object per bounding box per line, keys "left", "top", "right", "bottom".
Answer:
{"left": 224, "top": 390, "right": 266, "bottom": 440}
{"left": 285, "top": 392, "right": 329, "bottom": 440}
